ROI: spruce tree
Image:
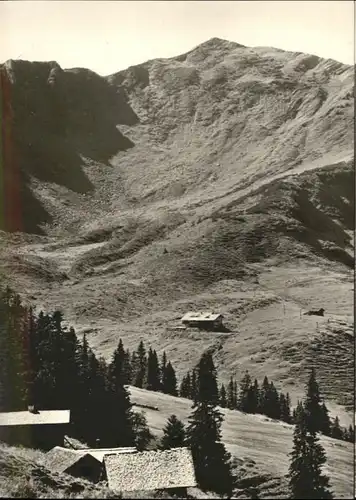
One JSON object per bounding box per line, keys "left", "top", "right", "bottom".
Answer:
{"left": 105, "top": 372, "right": 136, "bottom": 448}
{"left": 259, "top": 376, "right": 270, "bottom": 415}
{"left": 279, "top": 392, "right": 291, "bottom": 423}
{"left": 288, "top": 401, "right": 333, "bottom": 499}
{"left": 179, "top": 372, "right": 192, "bottom": 399}
{"left": 109, "top": 339, "right": 126, "bottom": 387}
{"left": 160, "top": 351, "right": 167, "bottom": 388}
{"left": 161, "top": 414, "right": 186, "bottom": 449}
{"left": 227, "top": 376, "right": 236, "bottom": 409}
{"left": 268, "top": 382, "right": 281, "bottom": 420}
{"left": 238, "top": 373, "right": 260, "bottom": 414}
{"left": 131, "top": 411, "right": 153, "bottom": 451}
{"left": 233, "top": 380, "right": 238, "bottom": 409}
{"left": 162, "top": 362, "right": 178, "bottom": 396}
{"left": 191, "top": 368, "right": 198, "bottom": 402}
{"left": 250, "top": 379, "right": 260, "bottom": 414}
{"left": 133, "top": 340, "right": 147, "bottom": 388}
{"left": 304, "top": 367, "right": 323, "bottom": 434}
{"left": 187, "top": 353, "right": 234, "bottom": 496}
{"left": 330, "top": 416, "right": 343, "bottom": 440}
{"left": 123, "top": 348, "right": 132, "bottom": 384}
{"left": 219, "top": 383, "right": 227, "bottom": 408}
{"left": 319, "top": 403, "right": 331, "bottom": 436}
{"left": 194, "top": 352, "right": 219, "bottom": 405}
{"left": 347, "top": 424, "right": 355, "bottom": 443}
{"left": 146, "top": 348, "right": 161, "bottom": 391}
{"left": 285, "top": 393, "right": 292, "bottom": 424}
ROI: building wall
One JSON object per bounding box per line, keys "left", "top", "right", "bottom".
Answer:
{"left": 66, "top": 455, "right": 104, "bottom": 483}
{"left": 0, "top": 424, "right": 66, "bottom": 450}
{"left": 183, "top": 319, "right": 223, "bottom": 330}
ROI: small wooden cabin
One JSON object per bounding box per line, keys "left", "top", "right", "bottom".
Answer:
{"left": 45, "top": 446, "right": 138, "bottom": 483}
{"left": 181, "top": 312, "right": 224, "bottom": 330}
{"left": 0, "top": 407, "right": 70, "bottom": 450}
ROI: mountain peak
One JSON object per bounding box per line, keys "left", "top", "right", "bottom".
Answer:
{"left": 198, "top": 37, "right": 245, "bottom": 48}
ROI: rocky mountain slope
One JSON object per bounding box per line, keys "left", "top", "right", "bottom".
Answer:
{"left": 1, "top": 38, "right": 354, "bottom": 421}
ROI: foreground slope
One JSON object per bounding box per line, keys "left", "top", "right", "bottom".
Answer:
{"left": 1, "top": 38, "right": 354, "bottom": 422}
{"left": 129, "top": 386, "right": 353, "bottom": 499}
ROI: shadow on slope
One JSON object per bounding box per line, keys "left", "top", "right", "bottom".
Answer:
{"left": 214, "top": 162, "right": 354, "bottom": 269}
{"left": 1, "top": 60, "right": 139, "bottom": 234}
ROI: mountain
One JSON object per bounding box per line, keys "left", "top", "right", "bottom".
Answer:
{"left": 0, "top": 38, "right": 354, "bottom": 422}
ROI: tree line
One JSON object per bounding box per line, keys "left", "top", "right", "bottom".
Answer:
{"left": 109, "top": 338, "right": 178, "bottom": 396}
{"left": 180, "top": 367, "right": 354, "bottom": 443}
{"left": 0, "top": 287, "right": 152, "bottom": 450}
{"left": 106, "top": 335, "right": 354, "bottom": 444}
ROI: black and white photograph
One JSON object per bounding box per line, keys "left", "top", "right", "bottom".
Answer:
{"left": 0, "top": 1, "right": 354, "bottom": 498}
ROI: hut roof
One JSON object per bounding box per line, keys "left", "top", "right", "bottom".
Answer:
{"left": 44, "top": 446, "right": 85, "bottom": 474}
{"left": 104, "top": 447, "right": 196, "bottom": 492}
{"left": 44, "top": 446, "right": 137, "bottom": 473}
{"left": 181, "top": 312, "right": 223, "bottom": 322}
{"left": 0, "top": 410, "right": 70, "bottom": 426}
{"left": 72, "top": 447, "right": 137, "bottom": 463}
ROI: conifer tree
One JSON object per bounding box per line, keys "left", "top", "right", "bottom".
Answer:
{"left": 194, "top": 352, "right": 219, "bottom": 405}
{"left": 249, "top": 379, "right": 260, "bottom": 414}
{"left": 285, "top": 392, "right": 292, "bottom": 423}
{"left": 267, "top": 382, "right": 280, "bottom": 419}
{"left": 219, "top": 383, "right": 227, "bottom": 408}
{"left": 146, "top": 348, "right": 161, "bottom": 391}
{"left": 105, "top": 372, "right": 136, "bottom": 448}
{"left": 304, "top": 367, "right": 323, "bottom": 434}
{"left": 133, "top": 340, "right": 147, "bottom": 388}
{"left": 319, "top": 402, "right": 331, "bottom": 436}
{"left": 160, "top": 351, "right": 167, "bottom": 387}
{"left": 187, "top": 353, "right": 234, "bottom": 496}
{"left": 162, "top": 362, "right": 178, "bottom": 396}
{"left": 347, "top": 424, "right": 355, "bottom": 443}
{"left": 179, "top": 372, "right": 192, "bottom": 399}
{"left": 191, "top": 368, "right": 198, "bottom": 402}
{"left": 227, "top": 376, "right": 236, "bottom": 409}
{"left": 238, "top": 371, "right": 252, "bottom": 412}
{"left": 161, "top": 414, "right": 186, "bottom": 449}
{"left": 288, "top": 401, "right": 332, "bottom": 499}
{"left": 131, "top": 411, "right": 153, "bottom": 451}
{"left": 233, "top": 380, "right": 238, "bottom": 409}
{"left": 259, "top": 376, "right": 270, "bottom": 415}
{"left": 279, "top": 392, "right": 291, "bottom": 423}
{"left": 109, "top": 339, "right": 126, "bottom": 387}
{"left": 330, "top": 416, "right": 343, "bottom": 440}
{"left": 123, "top": 348, "right": 132, "bottom": 384}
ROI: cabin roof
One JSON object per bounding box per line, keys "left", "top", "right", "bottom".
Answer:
{"left": 43, "top": 446, "right": 94, "bottom": 474}
{"left": 72, "top": 447, "right": 137, "bottom": 463}
{"left": 181, "top": 312, "right": 223, "bottom": 322}
{"left": 104, "top": 447, "right": 196, "bottom": 492}
{"left": 0, "top": 410, "right": 70, "bottom": 426}
{"left": 44, "top": 446, "right": 137, "bottom": 474}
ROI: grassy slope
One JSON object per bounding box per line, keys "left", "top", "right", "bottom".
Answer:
{"left": 129, "top": 386, "right": 353, "bottom": 499}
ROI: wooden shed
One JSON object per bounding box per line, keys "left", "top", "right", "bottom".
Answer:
{"left": 44, "top": 446, "right": 137, "bottom": 483}
{"left": 0, "top": 408, "right": 70, "bottom": 450}
{"left": 181, "top": 312, "right": 224, "bottom": 330}
{"left": 44, "top": 446, "right": 103, "bottom": 483}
